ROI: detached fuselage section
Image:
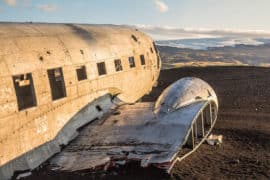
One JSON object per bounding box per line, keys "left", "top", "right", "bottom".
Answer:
{"left": 51, "top": 77, "right": 218, "bottom": 173}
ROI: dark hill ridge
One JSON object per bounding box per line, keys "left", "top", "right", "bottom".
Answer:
{"left": 157, "top": 43, "right": 270, "bottom": 67}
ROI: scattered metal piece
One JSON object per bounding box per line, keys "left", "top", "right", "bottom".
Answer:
{"left": 16, "top": 172, "right": 32, "bottom": 180}
{"left": 206, "top": 134, "right": 223, "bottom": 146}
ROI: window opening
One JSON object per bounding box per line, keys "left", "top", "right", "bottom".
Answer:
{"left": 47, "top": 68, "right": 66, "bottom": 100}
{"left": 97, "top": 62, "right": 107, "bottom": 75}
{"left": 140, "top": 55, "right": 145, "bottom": 65}
{"left": 128, "top": 57, "right": 136, "bottom": 68}
{"left": 76, "top": 65, "right": 87, "bottom": 81}
{"left": 13, "top": 73, "right": 37, "bottom": 111}
{"left": 114, "top": 59, "right": 123, "bottom": 72}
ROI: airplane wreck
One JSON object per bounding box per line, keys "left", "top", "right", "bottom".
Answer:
{"left": 0, "top": 23, "right": 218, "bottom": 179}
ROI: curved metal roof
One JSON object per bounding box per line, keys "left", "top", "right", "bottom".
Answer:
{"left": 0, "top": 23, "right": 152, "bottom": 76}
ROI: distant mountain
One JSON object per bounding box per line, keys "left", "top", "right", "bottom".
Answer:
{"left": 156, "top": 38, "right": 270, "bottom": 50}
{"left": 157, "top": 43, "right": 270, "bottom": 69}
{"left": 130, "top": 25, "right": 270, "bottom": 68}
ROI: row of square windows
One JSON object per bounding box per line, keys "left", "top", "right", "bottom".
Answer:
{"left": 12, "top": 54, "right": 147, "bottom": 111}
{"left": 96, "top": 54, "right": 145, "bottom": 76}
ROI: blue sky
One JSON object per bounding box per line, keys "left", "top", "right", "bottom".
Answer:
{"left": 0, "top": 0, "right": 270, "bottom": 30}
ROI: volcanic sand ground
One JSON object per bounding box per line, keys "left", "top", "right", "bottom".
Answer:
{"left": 23, "top": 66, "right": 270, "bottom": 180}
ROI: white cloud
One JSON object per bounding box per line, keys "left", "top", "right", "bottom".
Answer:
{"left": 132, "top": 25, "right": 270, "bottom": 41}
{"left": 154, "top": 0, "right": 168, "bottom": 13}
{"left": 37, "top": 4, "right": 57, "bottom": 12}
{"left": 3, "top": 0, "right": 17, "bottom": 6}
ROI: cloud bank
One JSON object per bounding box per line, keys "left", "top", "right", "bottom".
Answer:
{"left": 133, "top": 25, "right": 270, "bottom": 49}
{"left": 135, "top": 25, "right": 270, "bottom": 40}
{"left": 154, "top": 0, "right": 168, "bottom": 13}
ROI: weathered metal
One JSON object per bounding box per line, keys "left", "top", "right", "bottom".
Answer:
{"left": 0, "top": 23, "right": 160, "bottom": 179}
{"left": 0, "top": 23, "right": 218, "bottom": 179}
{"left": 51, "top": 77, "right": 218, "bottom": 173}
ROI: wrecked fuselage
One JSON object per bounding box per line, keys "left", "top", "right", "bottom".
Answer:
{"left": 0, "top": 23, "right": 160, "bottom": 180}
{"left": 0, "top": 23, "right": 218, "bottom": 179}
{"left": 51, "top": 77, "right": 218, "bottom": 173}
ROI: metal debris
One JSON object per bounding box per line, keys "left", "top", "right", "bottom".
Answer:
{"left": 50, "top": 78, "right": 219, "bottom": 173}
{"left": 206, "top": 134, "right": 223, "bottom": 146}
{"left": 16, "top": 172, "right": 32, "bottom": 180}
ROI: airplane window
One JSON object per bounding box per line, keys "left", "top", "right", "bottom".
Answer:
{"left": 80, "top": 49, "right": 84, "bottom": 55}
{"left": 128, "top": 57, "right": 136, "bottom": 68}
{"left": 97, "top": 62, "right": 107, "bottom": 75}
{"left": 76, "top": 65, "right": 87, "bottom": 81}
{"left": 157, "top": 56, "right": 160, "bottom": 69}
{"left": 140, "top": 55, "right": 145, "bottom": 65}
{"left": 114, "top": 59, "right": 123, "bottom": 72}
{"left": 13, "top": 73, "right": 37, "bottom": 111}
{"left": 47, "top": 67, "right": 66, "bottom": 100}
{"left": 131, "top": 34, "right": 138, "bottom": 42}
